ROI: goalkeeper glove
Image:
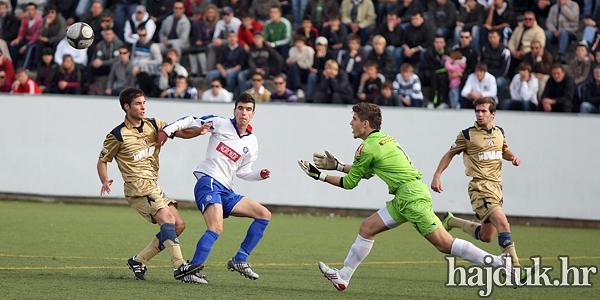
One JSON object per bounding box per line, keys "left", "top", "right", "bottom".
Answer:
{"left": 298, "top": 160, "right": 327, "bottom": 181}
{"left": 313, "top": 150, "right": 345, "bottom": 171}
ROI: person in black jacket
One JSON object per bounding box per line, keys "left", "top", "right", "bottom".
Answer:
{"left": 401, "top": 11, "right": 433, "bottom": 66}
{"left": 0, "top": 1, "right": 20, "bottom": 42}
{"left": 237, "top": 32, "right": 283, "bottom": 92}
{"left": 481, "top": 30, "right": 511, "bottom": 100}
{"left": 579, "top": 65, "right": 600, "bottom": 113}
{"left": 540, "top": 64, "right": 575, "bottom": 112}
{"left": 313, "top": 59, "right": 353, "bottom": 104}
{"left": 421, "top": 36, "right": 449, "bottom": 108}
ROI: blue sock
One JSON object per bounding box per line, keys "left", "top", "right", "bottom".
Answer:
{"left": 234, "top": 219, "right": 269, "bottom": 262}
{"left": 191, "top": 230, "right": 219, "bottom": 264}
{"left": 498, "top": 232, "right": 513, "bottom": 249}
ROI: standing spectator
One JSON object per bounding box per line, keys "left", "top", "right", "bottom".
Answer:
{"left": 357, "top": 60, "right": 385, "bottom": 102}
{"left": 158, "top": 1, "right": 191, "bottom": 55}
{"left": 540, "top": 64, "right": 575, "bottom": 112}
{"left": 35, "top": 47, "right": 58, "bottom": 93}
{"left": 0, "top": 1, "right": 21, "bottom": 43}
{"left": 445, "top": 49, "right": 467, "bottom": 109}
{"left": 481, "top": 0, "right": 515, "bottom": 49}
{"left": 567, "top": 42, "right": 592, "bottom": 95}
{"left": 319, "top": 14, "right": 348, "bottom": 56}
{"left": 507, "top": 11, "right": 545, "bottom": 77}
{"left": 454, "top": 0, "right": 484, "bottom": 48}
{"left": 580, "top": 65, "right": 600, "bottom": 113}
{"left": 286, "top": 34, "right": 314, "bottom": 97}
{"left": 263, "top": 5, "right": 292, "bottom": 60}
{"left": 375, "top": 81, "right": 400, "bottom": 106}
{"left": 0, "top": 69, "right": 11, "bottom": 92}
{"left": 429, "top": 0, "right": 457, "bottom": 41}
{"left": 421, "top": 36, "right": 450, "bottom": 108}
{"left": 522, "top": 39, "right": 554, "bottom": 99}
{"left": 9, "top": 2, "right": 42, "bottom": 69}
{"left": 304, "top": 0, "right": 340, "bottom": 30}
{"left": 164, "top": 74, "right": 198, "bottom": 100}
{"left": 123, "top": 5, "right": 157, "bottom": 46}
{"left": 313, "top": 59, "right": 353, "bottom": 104}
{"left": 249, "top": 0, "right": 280, "bottom": 22}
{"left": 296, "top": 16, "right": 319, "bottom": 48}
{"left": 11, "top": 68, "right": 41, "bottom": 94}
{"left": 206, "top": 31, "right": 247, "bottom": 94}
{"left": 340, "top": 0, "right": 375, "bottom": 45}
{"left": 56, "top": 54, "right": 82, "bottom": 94}
{"left": 544, "top": 0, "right": 579, "bottom": 63}
{"left": 189, "top": 4, "right": 218, "bottom": 76}
{"left": 481, "top": 30, "right": 511, "bottom": 100}
{"left": 501, "top": 62, "right": 539, "bottom": 111}
{"left": 270, "top": 73, "right": 298, "bottom": 102}
{"left": 238, "top": 13, "right": 263, "bottom": 52}
{"left": 201, "top": 78, "right": 233, "bottom": 102}
{"left": 393, "top": 63, "right": 424, "bottom": 107}
{"left": 238, "top": 32, "right": 283, "bottom": 92}
{"left": 401, "top": 12, "right": 433, "bottom": 66}
{"left": 0, "top": 48, "right": 15, "bottom": 83}
{"left": 105, "top": 45, "right": 136, "bottom": 96}
{"left": 89, "top": 29, "right": 124, "bottom": 81}
{"left": 245, "top": 72, "right": 271, "bottom": 102}
{"left": 212, "top": 6, "right": 241, "bottom": 43}
{"left": 461, "top": 62, "right": 497, "bottom": 108}
{"left": 365, "top": 35, "right": 396, "bottom": 81}
{"left": 306, "top": 36, "right": 335, "bottom": 100}
{"left": 54, "top": 37, "right": 88, "bottom": 67}
{"left": 371, "top": 11, "right": 404, "bottom": 66}
{"left": 338, "top": 33, "right": 364, "bottom": 95}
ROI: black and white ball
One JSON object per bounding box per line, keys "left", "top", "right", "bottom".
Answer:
{"left": 66, "top": 22, "right": 94, "bottom": 50}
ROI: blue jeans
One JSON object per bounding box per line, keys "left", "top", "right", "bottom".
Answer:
{"left": 545, "top": 29, "right": 576, "bottom": 57}
{"left": 237, "top": 69, "right": 251, "bottom": 93}
{"left": 291, "top": 0, "right": 308, "bottom": 28}
{"left": 113, "top": 4, "right": 137, "bottom": 41}
{"left": 207, "top": 69, "right": 241, "bottom": 95}
{"left": 306, "top": 72, "right": 317, "bottom": 100}
{"left": 449, "top": 88, "right": 460, "bottom": 108}
{"left": 583, "top": 26, "right": 597, "bottom": 47}
{"left": 500, "top": 99, "right": 537, "bottom": 111}
{"left": 580, "top": 101, "right": 600, "bottom": 113}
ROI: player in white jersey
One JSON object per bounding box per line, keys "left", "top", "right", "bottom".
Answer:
{"left": 157, "top": 92, "right": 271, "bottom": 282}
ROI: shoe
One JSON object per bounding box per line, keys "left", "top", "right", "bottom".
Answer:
{"left": 318, "top": 261, "right": 349, "bottom": 291}
{"left": 127, "top": 256, "right": 147, "bottom": 280}
{"left": 227, "top": 258, "right": 259, "bottom": 280}
{"left": 499, "top": 253, "right": 526, "bottom": 288}
{"left": 174, "top": 261, "right": 204, "bottom": 280}
{"left": 179, "top": 270, "right": 209, "bottom": 284}
{"left": 441, "top": 212, "right": 454, "bottom": 232}
{"left": 296, "top": 89, "right": 305, "bottom": 100}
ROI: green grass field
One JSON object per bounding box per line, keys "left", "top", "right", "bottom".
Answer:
{"left": 0, "top": 200, "right": 598, "bottom": 299}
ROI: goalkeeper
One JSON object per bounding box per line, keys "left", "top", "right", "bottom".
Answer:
{"left": 298, "top": 102, "right": 511, "bottom": 291}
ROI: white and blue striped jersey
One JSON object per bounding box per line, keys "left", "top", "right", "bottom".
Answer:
{"left": 163, "top": 115, "right": 261, "bottom": 190}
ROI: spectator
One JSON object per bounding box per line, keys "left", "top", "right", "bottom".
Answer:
{"left": 11, "top": 68, "right": 41, "bottom": 94}
{"left": 270, "top": 73, "right": 298, "bottom": 102}
{"left": 56, "top": 54, "right": 82, "bottom": 94}
{"left": 393, "top": 62, "right": 424, "bottom": 107}
{"left": 213, "top": 6, "right": 241, "bottom": 43}
{"left": 522, "top": 39, "right": 554, "bottom": 99}
{"left": 263, "top": 5, "right": 292, "bottom": 60}
{"left": 401, "top": 11, "right": 432, "bottom": 66}
{"left": 165, "top": 47, "right": 189, "bottom": 78}
{"left": 123, "top": 5, "right": 157, "bottom": 46}
{"left": 89, "top": 29, "right": 124, "bottom": 81}
{"left": 158, "top": 1, "right": 191, "bottom": 55}
{"left": 201, "top": 78, "right": 233, "bottom": 102}
{"left": 238, "top": 32, "right": 283, "bottom": 92}
{"left": 481, "top": 0, "right": 515, "bottom": 49}
{"left": 111, "top": 0, "right": 139, "bottom": 42}
{"left": 291, "top": 0, "right": 309, "bottom": 29}
{"left": 337, "top": 33, "right": 364, "bottom": 95}
{"left": 319, "top": 14, "right": 348, "bottom": 56}
{"left": 580, "top": 65, "right": 600, "bottom": 113}
{"left": 286, "top": 34, "right": 314, "bottom": 98}
{"left": 35, "top": 5, "right": 66, "bottom": 65}
{"left": 0, "top": 48, "right": 15, "bottom": 83}
{"left": 540, "top": 64, "right": 575, "bottom": 112}
{"left": 501, "top": 62, "right": 539, "bottom": 111}
{"left": 218, "top": 0, "right": 249, "bottom": 19}
{"left": 54, "top": 37, "right": 88, "bottom": 67}
{"left": 0, "top": 69, "right": 11, "bottom": 92}
{"left": 461, "top": 62, "right": 497, "bottom": 108}
{"left": 245, "top": 72, "right": 271, "bottom": 102}
{"left": 81, "top": 1, "right": 106, "bottom": 44}
{"left": 358, "top": 60, "right": 385, "bottom": 102}
{"left": 454, "top": 0, "right": 484, "bottom": 48}
{"left": 421, "top": 35, "right": 450, "bottom": 108}
{"left": 249, "top": 0, "right": 280, "bottom": 22}
{"left": 206, "top": 31, "right": 247, "bottom": 94}
{"left": 582, "top": 2, "right": 600, "bottom": 47}
{"left": 148, "top": 0, "right": 176, "bottom": 32}
{"left": 340, "top": 0, "right": 375, "bottom": 45}
{"left": 189, "top": 4, "right": 218, "bottom": 76}
{"left": 507, "top": 11, "right": 545, "bottom": 76}
{"left": 375, "top": 81, "right": 400, "bottom": 106}
{"left": 306, "top": 36, "right": 335, "bottom": 100}
{"left": 396, "top": 0, "right": 423, "bottom": 29}
{"left": 371, "top": 11, "right": 404, "bottom": 66}
{"left": 452, "top": 29, "right": 479, "bottom": 81}
{"left": 365, "top": 35, "right": 396, "bottom": 81}
{"left": 481, "top": 30, "right": 511, "bottom": 100}
{"left": 567, "top": 43, "right": 592, "bottom": 93}
{"left": 545, "top": 0, "right": 579, "bottom": 63}
{"left": 313, "top": 59, "right": 353, "bottom": 104}
{"left": 445, "top": 49, "right": 467, "bottom": 109}
{"left": 105, "top": 45, "right": 136, "bottom": 96}
{"left": 428, "top": 0, "right": 457, "bottom": 41}
{"left": 304, "top": 0, "right": 340, "bottom": 30}
{"left": 533, "top": 0, "right": 553, "bottom": 26}
{"left": 296, "top": 16, "right": 319, "bottom": 49}
{"left": 164, "top": 74, "right": 198, "bottom": 100}
{"left": 35, "top": 47, "right": 58, "bottom": 93}
{"left": 130, "top": 27, "right": 162, "bottom": 73}
{"left": 0, "top": 1, "right": 20, "bottom": 43}
{"left": 47, "top": 0, "right": 76, "bottom": 26}
{"left": 182, "top": 0, "right": 206, "bottom": 21}
{"left": 9, "top": 2, "right": 42, "bottom": 69}
{"left": 98, "top": 12, "right": 115, "bottom": 34}
{"left": 238, "top": 13, "right": 263, "bottom": 52}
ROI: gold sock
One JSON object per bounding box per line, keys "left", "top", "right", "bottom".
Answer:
{"left": 504, "top": 244, "right": 521, "bottom": 267}
{"left": 164, "top": 240, "right": 185, "bottom": 268}
{"left": 135, "top": 237, "right": 161, "bottom": 264}
{"left": 448, "top": 216, "right": 481, "bottom": 239}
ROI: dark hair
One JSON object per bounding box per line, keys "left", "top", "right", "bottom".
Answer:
{"left": 26, "top": 2, "right": 37, "bottom": 9}
{"left": 473, "top": 97, "right": 496, "bottom": 113}
{"left": 518, "top": 62, "right": 532, "bottom": 72}
{"left": 347, "top": 33, "right": 360, "bottom": 42}
{"left": 352, "top": 102, "right": 382, "bottom": 130}
{"left": 119, "top": 88, "right": 144, "bottom": 111}
{"left": 235, "top": 92, "right": 256, "bottom": 111}
{"left": 475, "top": 62, "right": 488, "bottom": 72}
{"left": 381, "top": 81, "right": 393, "bottom": 90}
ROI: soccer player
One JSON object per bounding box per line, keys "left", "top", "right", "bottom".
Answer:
{"left": 298, "top": 102, "right": 509, "bottom": 291}
{"left": 431, "top": 97, "right": 523, "bottom": 272}
{"left": 97, "top": 88, "right": 205, "bottom": 283}
{"left": 156, "top": 92, "right": 271, "bottom": 282}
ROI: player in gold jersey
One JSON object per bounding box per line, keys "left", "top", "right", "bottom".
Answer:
{"left": 97, "top": 88, "right": 207, "bottom": 283}
{"left": 431, "top": 97, "right": 524, "bottom": 275}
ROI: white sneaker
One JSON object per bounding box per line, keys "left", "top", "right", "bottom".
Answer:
{"left": 179, "top": 270, "right": 209, "bottom": 284}
{"left": 296, "top": 89, "right": 305, "bottom": 100}
{"left": 318, "top": 261, "right": 349, "bottom": 291}
{"left": 227, "top": 258, "right": 259, "bottom": 280}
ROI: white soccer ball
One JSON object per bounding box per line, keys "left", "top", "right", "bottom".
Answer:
{"left": 66, "top": 22, "right": 95, "bottom": 50}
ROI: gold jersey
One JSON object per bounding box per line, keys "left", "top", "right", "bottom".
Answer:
{"left": 99, "top": 117, "right": 166, "bottom": 183}
{"left": 448, "top": 122, "right": 509, "bottom": 182}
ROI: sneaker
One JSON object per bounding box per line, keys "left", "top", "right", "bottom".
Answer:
{"left": 179, "top": 270, "right": 209, "bottom": 284}
{"left": 174, "top": 261, "right": 204, "bottom": 280}
{"left": 441, "top": 212, "right": 454, "bottom": 231}
{"left": 126, "top": 256, "right": 147, "bottom": 280}
{"left": 227, "top": 258, "right": 259, "bottom": 280}
{"left": 296, "top": 89, "right": 305, "bottom": 100}
{"left": 318, "top": 261, "right": 349, "bottom": 291}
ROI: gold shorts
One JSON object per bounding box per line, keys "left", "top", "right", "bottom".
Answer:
{"left": 124, "top": 178, "right": 176, "bottom": 223}
{"left": 468, "top": 179, "right": 503, "bottom": 222}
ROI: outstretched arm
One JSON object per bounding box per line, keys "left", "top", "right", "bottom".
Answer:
{"left": 431, "top": 151, "right": 456, "bottom": 193}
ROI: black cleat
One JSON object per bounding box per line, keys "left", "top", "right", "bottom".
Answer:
{"left": 174, "top": 261, "right": 204, "bottom": 280}
{"left": 127, "top": 256, "right": 147, "bottom": 280}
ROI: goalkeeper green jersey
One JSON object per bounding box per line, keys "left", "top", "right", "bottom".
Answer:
{"left": 342, "top": 131, "right": 422, "bottom": 195}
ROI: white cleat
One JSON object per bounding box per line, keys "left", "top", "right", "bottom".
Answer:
{"left": 179, "top": 270, "right": 209, "bottom": 284}
{"left": 227, "top": 258, "right": 260, "bottom": 280}
{"left": 318, "top": 261, "right": 349, "bottom": 291}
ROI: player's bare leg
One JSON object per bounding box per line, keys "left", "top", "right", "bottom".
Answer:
{"left": 486, "top": 210, "right": 520, "bottom": 267}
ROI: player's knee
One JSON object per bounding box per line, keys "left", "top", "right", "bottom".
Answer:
{"left": 208, "top": 224, "right": 224, "bottom": 235}
{"left": 479, "top": 234, "right": 493, "bottom": 243}
{"left": 258, "top": 207, "right": 271, "bottom": 220}
{"left": 175, "top": 221, "right": 185, "bottom": 236}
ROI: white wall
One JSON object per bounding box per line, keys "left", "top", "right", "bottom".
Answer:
{"left": 0, "top": 95, "right": 598, "bottom": 220}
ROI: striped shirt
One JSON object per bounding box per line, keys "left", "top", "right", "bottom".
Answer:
{"left": 392, "top": 73, "right": 423, "bottom": 101}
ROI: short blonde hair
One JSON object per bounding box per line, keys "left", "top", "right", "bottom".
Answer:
{"left": 372, "top": 35, "right": 386, "bottom": 46}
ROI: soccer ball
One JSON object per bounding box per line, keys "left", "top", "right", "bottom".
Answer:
{"left": 66, "top": 22, "right": 94, "bottom": 50}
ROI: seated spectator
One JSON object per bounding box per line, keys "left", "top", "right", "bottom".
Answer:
{"left": 481, "top": 29, "right": 511, "bottom": 100}
{"left": 401, "top": 11, "right": 433, "bottom": 66}
{"left": 270, "top": 73, "right": 298, "bottom": 102}
{"left": 429, "top": 0, "right": 457, "bottom": 41}
{"left": 313, "top": 59, "right": 353, "bottom": 104}
{"left": 544, "top": 0, "right": 579, "bottom": 63}
{"left": 123, "top": 5, "right": 156, "bottom": 46}
{"left": 249, "top": 0, "right": 280, "bottom": 23}
{"left": 307, "top": 36, "right": 335, "bottom": 100}
{"left": 445, "top": 49, "right": 467, "bottom": 109}
{"left": 480, "top": 0, "right": 515, "bottom": 49}
{"left": 81, "top": 0, "right": 105, "bottom": 44}
{"left": 501, "top": 62, "right": 539, "bottom": 111}
{"left": 461, "top": 62, "right": 498, "bottom": 108}
{"left": 36, "top": 47, "right": 58, "bottom": 93}
{"left": 130, "top": 26, "right": 162, "bottom": 75}
{"left": 157, "top": 2, "right": 191, "bottom": 55}
{"left": 165, "top": 48, "right": 189, "bottom": 78}
{"left": 286, "top": 34, "right": 315, "bottom": 98}
{"left": 0, "top": 48, "right": 15, "bottom": 84}
{"left": 522, "top": 39, "right": 554, "bottom": 99}
{"left": 54, "top": 37, "right": 88, "bottom": 67}
{"left": 238, "top": 12, "right": 263, "bottom": 52}
{"left": 540, "top": 64, "right": 575, "bottom": 112}
{"left": 11, "top": 68, "right": 41, "bottom": 94}
{"left": 0, "top": 70, "right": 12, "bottom": 92}
{"left": 34, "top": 5, "right": 66, "bottom": 68}
{"left": 244, "top": 72, "right": 271, "bottom": 102}
{"left": 156, "top": 57, "right": 180, "bottom": 98}
{"left": 371, "top": 11, "right": 404, "bottom": 66}
{"left": 320, "top": 14, "right": 348, "bottom": 57}
{"left": 9, "top": 3, "right": 42, "bottom": 69}
{"left": 453, "top": 29, "right": 479, "bottom": 77}
{"left": 393, "top": 63, "right": 424, "bottom": 107}
{"left": 375, "top": 81, "right": 400, "bottom": 106}
{"left": 582, "top": 3, "right": 600, "bottom": 47}
{"left": 340, "top": 0, "right": 376, "bottom": 45}
{"left": 192, "top": 4, "right": 218, "bottom": 75}
{"left": 567, "top": 43, "right": 592, "bottom": 95}
{"left": 201, "top": 78, "right": 234, "bottom": 102}
{"left": 206, "top": 31, "right": 247, "bottom": 95}
{"left": 580, "top": 65, "right": 600, "bottom": 113}
{"left": 337, "top": 33, "right": 364, "bottom": 95}
{"left": 213, "top": 6, "right": 241, "bottom": 44}
{"left": 105, "top": 45, "right": 136, "bottom": 96}
{"left": 164, "top": 74, "right": 199, "bottom": 100}
{"left": 56, "top": 54, "right": 82, "bottom": 94}
{"left": 421, "top": 36, "right": 449, "bottom": 108}
{"left": 89, "top": 29, "right": 124, "bottom": 81}
{"left": 304, "top": 0, "right": 340, "bottom": 31}
{"left": 454, "top": 0, "right": 484, "bottom": 48}
{"left": 397, "top": 0, "right": 423, "bottom": 29}
{"left": 0, "top": 1, "right": 20, "bottom": 44}
{"left": 238, "top": 32, "right": 283, "bottom": 93}
{"left": 507, "top": 11, "right": 545, "bottom": 76}
{"left": 263, "top": 5, "right": 292, "bottom": 60}
{"left": 358, "top": 60, "right": 385, "bottom": 102}
{"left": 296, "top": 16, "right": 319, "bottom": 48}
{"left": 366, "top": 35, "right": 396, "bottom": 81}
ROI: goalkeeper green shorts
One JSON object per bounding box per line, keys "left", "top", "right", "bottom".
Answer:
{"left": 385, "top": 180, "right": 442, "bottom": 237}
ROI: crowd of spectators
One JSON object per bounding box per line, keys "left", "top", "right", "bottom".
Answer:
{"left": 1, "top": 0, "right": 599, "bottom": 113}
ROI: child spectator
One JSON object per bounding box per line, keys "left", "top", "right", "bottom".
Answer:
{"left": 0, "top": 70, "right": 12, "bottom": 92}
{"left": 164, "top": 74, "right": 199, "bottom": 100}
{"left": 393, "top": 63, "right": 424, "bottom": 107}
{"left": 358, "top": 60, "right": 385, "bottom": 102}
{"left": 445, "top": 49, "right": 467, "bottom": 109}
{"left": 36, "top": 47, "right": 59, "bottom": 93}
{"left": 337, "top": 33, "right": 364, "bottom": 95}
{"left": 375, "top": 81, "right": 400, "bottom": 106}
{"left": 286, "top": 34, "right": 315, "bottom": 98}
{"left": 501, "top": 62, "right": 539, "bottom": 111}
{"left": 11, "top": 68, "right": 41, "bottom": 94}
{"left": 296, "top": 16, "right": 319, "bottom": 48}
{"left": 313, "top": 59, "right": 353, "bottom": 104}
